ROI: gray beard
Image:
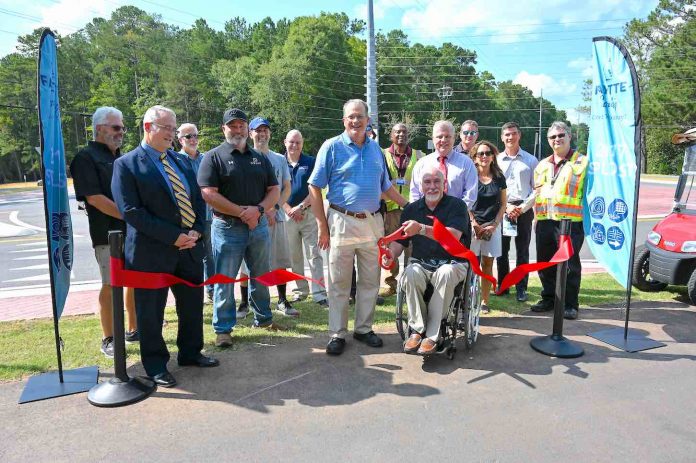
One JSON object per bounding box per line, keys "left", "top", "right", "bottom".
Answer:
{"left": 225, "top": 135, "right": 246, "bottom": 148}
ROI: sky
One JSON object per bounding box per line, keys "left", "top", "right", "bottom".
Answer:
{"left": 0, "top": 0, "right": 659, "bottom": 124}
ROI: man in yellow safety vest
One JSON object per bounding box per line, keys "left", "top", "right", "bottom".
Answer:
{"left": 531, "top": 121, "right": 588, "bottom": 320}
{"left": 379, "top": 123, "right": 425, "bottom": 297}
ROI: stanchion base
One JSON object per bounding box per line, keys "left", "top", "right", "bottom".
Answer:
{"left": 88, "top": 375, "right": 156, "bottom": 407}
{"left": 530, "top": 334, "right": 584, "bottom": 358}
{"left": 588, "top": 327, "right": 665, "bottom": 353}
{"left": 19, "top": 366, "right": 99, "bottom": 404}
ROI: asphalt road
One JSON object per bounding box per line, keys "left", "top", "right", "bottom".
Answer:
{"left": 0, "top": 184, "right": 666, "bottom": 295}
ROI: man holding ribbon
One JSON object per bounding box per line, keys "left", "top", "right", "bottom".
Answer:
{"left": 112, "top": 105, "right": 218, "bottom": 389}
{"left": 308, "top": 99, "right": 407, "bottom": 356}
{"left": 382, "top": 166, "right": 471, "bottom": 355}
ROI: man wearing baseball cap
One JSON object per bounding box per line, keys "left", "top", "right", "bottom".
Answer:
{"left": 198, "top": 108, "right": 282, "bottom": 348}
{"left": 236, "top": 117, "right": 298, "bottom": 317}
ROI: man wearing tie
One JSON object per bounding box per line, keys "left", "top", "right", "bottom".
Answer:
{"left": 112, "top": 105, "right": 219, "bottom": 389}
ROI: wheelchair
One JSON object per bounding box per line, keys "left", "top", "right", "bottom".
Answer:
{"left": 395, "top": 261, "right": 482, "bottom": 360}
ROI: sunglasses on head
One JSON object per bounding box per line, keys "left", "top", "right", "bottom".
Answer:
{"left": 462, "top": 130, "right": 478, "bottom": 136}
{"left": 181, "top": 133, "right": 198, "bottom": 140}
{"left": 548, "top": 133, "right": 566, "bottom": 140}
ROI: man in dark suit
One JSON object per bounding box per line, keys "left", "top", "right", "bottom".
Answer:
{"left": 112, "top": 105, "right": 218, "bottom": 388}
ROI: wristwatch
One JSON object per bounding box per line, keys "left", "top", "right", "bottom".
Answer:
{"left": 301, "top": 203, "right": 310, "bottom": 211}
{"left": 419, "top": 224, "right": 426, "bottom": 235}
{"left": 257, "top": 205, "right": 265, "bottom": 214}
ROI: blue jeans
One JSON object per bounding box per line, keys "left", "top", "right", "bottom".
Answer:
{"left": 211, "top": 216, "right": 273, "bottom": 333}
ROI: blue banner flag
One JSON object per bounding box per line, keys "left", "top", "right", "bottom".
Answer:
{"left": 38, "top": 30, "right": 73, "bottom": 319}
{"left": 583, "top": 37, "right": 641, "bottom": 288}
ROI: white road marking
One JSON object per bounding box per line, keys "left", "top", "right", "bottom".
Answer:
{"left": 15, "top": 255, "right": 47, "bottom": 260}
{"left": 10, "top": 248, "right": 47, "bottom": 253}
{"left": 0, "top": 221, "right": 37, "bottom": 238}
{"left": 11, "top": 264, "right": 49, "bottom": 271}
{"left": 4, "top": 273, "right": 51, "bottom": 283}
{"left": 9, "top": 210, "right": 45, "bottom": 232}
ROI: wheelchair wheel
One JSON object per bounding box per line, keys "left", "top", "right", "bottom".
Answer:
{"left": 395, "top": 287, "right": 409, "bottom": 341}
{"left": 461, "top": 270, "right": 482, "bottom": 350}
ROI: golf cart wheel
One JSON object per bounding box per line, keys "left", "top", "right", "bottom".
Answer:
{"left": 688, "top": 270, "right": 696, "bottom": 306}
{"left": 632, "top": 245, "right": 668, "bottom": 292}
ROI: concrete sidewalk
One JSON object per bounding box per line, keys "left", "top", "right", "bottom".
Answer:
{"left": 1, "top": 302, "right": 695, "bottom": 462}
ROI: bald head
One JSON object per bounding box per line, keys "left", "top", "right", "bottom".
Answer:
{"left": 285, "top": 129, "right": 304, "bottom": 159}
{"left": 391, "top": 123, "right": 409, "bottom": 148}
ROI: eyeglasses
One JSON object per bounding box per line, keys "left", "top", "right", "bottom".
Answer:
{"left": 462, "top": 130, "right": 478, "bottom": 136}
{"left": 151, "top": 122, "right": 177, "bottom": 133}
{"left": 181, "top": 133, "right": 198, "bottom": 140}
{"left": 477, "top": 150, "right": 494, "bottom": 157}
{"left": 548, "top": 133, "right": 567, "bottom": 140}
{"left": 105, "top": 125, "right": 127, "bottom": 133}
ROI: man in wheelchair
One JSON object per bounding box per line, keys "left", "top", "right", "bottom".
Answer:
{"left": 382, "top": 166, "right": 471, "bottom": 354}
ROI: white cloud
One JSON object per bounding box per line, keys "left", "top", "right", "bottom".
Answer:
{"left": 513, "top": 71, "right": 577, "bottom": 98}
{"left": 568, "top": 57, "right": 594, "bottom": 78}
{"left": 37, "top": 0, "right": 123, "bottom": 34}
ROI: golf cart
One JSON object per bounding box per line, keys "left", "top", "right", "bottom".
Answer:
{"left": 633, "top": 128, "right": 696, "bottom": 303}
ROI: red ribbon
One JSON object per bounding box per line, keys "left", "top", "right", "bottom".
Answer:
{"left": 378, "top": 225, "right": 407, "bottom": 270}
{"left": 109, "top": 257, "right": 324, "bottom": 289}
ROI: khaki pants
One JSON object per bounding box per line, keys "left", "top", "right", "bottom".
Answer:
{"left": 285, "top": 209, "right": 327, "bottom": 302}
{"left": 401, "top": 262, "right": 468, "bottom": 341}
{"left": 327, "top": 209, "right": 384, "bottom": 339}
{"left": 383, "top": 209, "right": 411, "bottom": 290}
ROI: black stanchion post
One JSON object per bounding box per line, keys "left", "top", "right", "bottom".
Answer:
{"left": 530, "top": 219, "right": 584, "bottom": 358}
{"left": 87, "top": 230, "right": 156, "bottom": 407}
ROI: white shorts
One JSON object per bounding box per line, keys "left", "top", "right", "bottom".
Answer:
{"left": 469, "top": 225, "right": 502, "bottom": 258}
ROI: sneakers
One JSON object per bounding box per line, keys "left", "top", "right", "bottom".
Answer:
{"left": 215, "top": 332, "right": 233, "bottom": 348}
{"left": 125, "top": 330, "right": 139, "bottom": 343}
{"left": 101, "top": 337, "right": 114, "bottom": 358}
{"left": 289, "top": 294, "right": 307, "bottom": 303}
{"left": 236, "top": 302, "right": 250, "bottom": 319}
{"left": 277, "top": 300, "right": 300, "bottom": 317}
{"left": 516, "top": 290, "right": 528, "bottom": 302}
{"left": 481, "top": 304, "right": 490, "bottom": 314}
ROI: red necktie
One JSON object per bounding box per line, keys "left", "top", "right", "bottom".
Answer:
{"left": 438, "top": 156, "right": 449, "bottom": 193}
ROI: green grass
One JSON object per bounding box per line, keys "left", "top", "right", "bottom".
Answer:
{"left": 0, "top": 273, "right": 689, "bottom": 382}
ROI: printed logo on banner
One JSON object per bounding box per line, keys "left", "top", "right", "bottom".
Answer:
{"left": 51, "top": 212, "right": 70, "bottom": 241}
{"left": 590, "top": 197, "right": 605, "bottom": 219}
{"left": 607, "top": 226, "right": 625, "bottom": 250}
{"left": 608, "top": 198, "right": 629, "bottom": 222}
{"left": 591, "top": 222, "right": 606, "bottom": 245}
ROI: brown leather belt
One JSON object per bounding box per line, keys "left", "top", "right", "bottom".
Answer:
{"left": 329, "top": 203, "right": 378, "bottom": 219}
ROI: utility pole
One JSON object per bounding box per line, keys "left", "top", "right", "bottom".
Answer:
{"left": 537, "top": 88, "right": 543, "bottom": 158}
{"left": 437, "top": 85, "right": 453, "bottom": 119}
{"left": 366, "top": 0, "right": 378, "bottom": 139}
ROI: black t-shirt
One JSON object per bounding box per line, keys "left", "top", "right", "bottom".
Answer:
{"left": 198, "top": 142, "right": 278, "bottom": 208}
{"left": 472, "top": 174, "right": 507, "bottom": 224}
{"left": 397, "top": 195, "right": 471, "bottom": 262}
{"left": 69, "top": 141, "right": 126, "bottom": 247}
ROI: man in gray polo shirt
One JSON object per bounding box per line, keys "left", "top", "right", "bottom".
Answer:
{"left": 496, "top": 121, "right": 538, "bottom": 301}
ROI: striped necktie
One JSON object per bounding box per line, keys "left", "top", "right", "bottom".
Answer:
{"left": 159, "top": 152, "right": 196, "bottom": 228}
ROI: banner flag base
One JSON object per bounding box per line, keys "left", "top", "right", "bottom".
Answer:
{"left": 19, "top": 366, "right": 98, "bottom": 404}
{"left": 589, "top": 327, "right": 665, "bottom": 353}
{"left": 88, "top": 375, "right": 156, "bottom": 408}
{"left": 530, "top": 334, "right": 585, "bottom": 358}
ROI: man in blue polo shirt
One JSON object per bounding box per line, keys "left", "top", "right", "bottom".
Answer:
{"left": 282, "top": 129, "right": 327, "bottom": 306}
{"left": 308, "top": 99, "right": 408, "bottom": 356}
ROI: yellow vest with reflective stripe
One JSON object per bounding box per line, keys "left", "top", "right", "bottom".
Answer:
{"left": 534, "top": 151, "right": 588, "bottom": 222}
{"left": 383, "top": 147, "right": 424, "bottom": 212}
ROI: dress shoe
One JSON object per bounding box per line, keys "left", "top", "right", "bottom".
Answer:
{"left": 151, "top": 372, "right": 177, "bottom": 388}
{"left": 178, "top": 355, "right": 220, "bottom": 368}
{"left": 417, "top": 338, "right": 438, "bottom": 355}
{"left": 563, "top": 307, "right": 579, "bottom": 320}
{"left": 379, "top": 287, "right": 396, "bottom": 297}
{"left": 215, "top": 332, "right": 233, "bottom": 348}
{"left": 353, "top": 330, "right": 383, "bottom": 347}
{"left": 403, "top": 333, "right": 422, "bottom": 353}
{"left": 530, "top": 300, "right": 554, "bottom": 312}
{"left": 516, "top": 290, "right": 528, "bottom": 302}
{"left": 326, "top": 337, "right": 346, "bottom": 355}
